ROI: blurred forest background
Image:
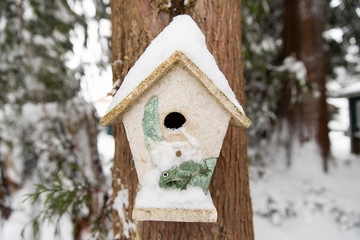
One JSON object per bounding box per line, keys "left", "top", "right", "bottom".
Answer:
{"left": 1, "top": 0, "right": 360, "bottom": 239}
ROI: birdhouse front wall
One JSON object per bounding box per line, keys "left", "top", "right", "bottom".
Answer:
{"left": 122, "top": 63, "right": 231, "bottom": 185}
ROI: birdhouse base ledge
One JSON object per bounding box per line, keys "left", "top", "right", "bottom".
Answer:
{"left": 132, "top": 208, "right": 217, "bottom": 222}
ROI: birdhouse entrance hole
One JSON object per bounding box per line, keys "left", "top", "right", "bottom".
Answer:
{"left": 164, "top": 112, "right": 186, "bottom": 129}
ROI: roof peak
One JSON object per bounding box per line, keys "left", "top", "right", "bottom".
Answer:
{"left": 101, "top": 15, "right": 250, "bottom": 128}
{"left": 100, "top": 51, "right": 251, "bottom": 128}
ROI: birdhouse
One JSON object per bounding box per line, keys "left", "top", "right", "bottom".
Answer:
{"left": 100, "top": 15, "right": 251, "bottom": 222}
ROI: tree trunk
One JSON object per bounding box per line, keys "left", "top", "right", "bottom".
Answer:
{"left": 110, "top": 0, "right": 254, "bottom": 239}
{"left": 281, "top": 0, "right": 330, "bottom": 172}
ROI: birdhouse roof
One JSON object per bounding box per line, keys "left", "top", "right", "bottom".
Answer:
{"left": 100, "top": 15, "right": 251, "bottom": 128}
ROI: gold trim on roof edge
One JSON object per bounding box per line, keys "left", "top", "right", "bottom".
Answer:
{"left": 100, "top": 51, "right": 251, "bottom": 128}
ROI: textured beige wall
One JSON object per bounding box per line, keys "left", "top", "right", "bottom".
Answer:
{"left": 122, "top": 63, "right": 231, "bottom": 184}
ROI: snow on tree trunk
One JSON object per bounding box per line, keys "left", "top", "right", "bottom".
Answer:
{"left": 281, "top": 0, "right": 330, "bottom": 172}
{"left": 110, "top": 0, "right": 254, "bottom": 239}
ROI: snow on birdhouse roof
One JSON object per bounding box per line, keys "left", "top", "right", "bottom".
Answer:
{"left": 100, "top": 15, "right": 251, "bottom": 128}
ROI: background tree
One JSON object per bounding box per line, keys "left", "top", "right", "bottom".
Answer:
{"left": 243, "top": 0, "right": 333, "bottom": 172}
{"left": 0, "top": 0, "right": 111, "bottom": 239}
{"left": 242, "top": 0, "right": 285, "bottom": 165}
{"left": 242, "top": 0, "right": 309, "bottom": 166}
{"left": 280, "top": 0, "right": 330, "bottom": 171}
{"left": 110, "top": 0, "right": 254, "bottom": 239}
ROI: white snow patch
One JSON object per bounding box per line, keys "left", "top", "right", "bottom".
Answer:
{"left": 330, "top": 0, "right": 341, "bottom": 8}
{"left": 327, "top": 98, "right": 349, "bottom": 132}
{"left": 329, "top": 131, "right": 351, "bottom": 162}
{"left": 105, "top": 15, "right": 245, "bottom": 116}
{"left": 323, "top": 28, "right": 344, "bottom": 43}
{"left": 112, "top": 59, "right": 123, "bottom": 66}
{"left": 261, "top": 37, "right": 276, "bottom": 52}
{"left": 54, "top": 1, "right": 74, "bottom": 23}
{"left": 356, "top": 7, "right": 360, "bottom": 17}
{"left": 97, "top": 131, "right": 114, "bottom": 178}
{"left": 337, "top": 81, "right": 360, "bottom": 97}
{"left": 251, "top": 155, "right": 360, "bottom": 239}
{"left": 0, "top": 183, "right": 74, "bottom": 240}
{"left": 147, "top": 128, "right": 202, "bottom": 172}
{"left": 135, "top": 185, "right": 216, "bottom": 210}
{"left": 113, "top": 187, "right": 136, "bottom": 239}
{"left": 0, "top": 15, "right": 7, "bottom": 31}
{"left": 276, "top": 56, "right": 307, "bottom": 86}
{"left": 251, "top": 102, "right": 360, "bottom": 240}
{"left": 39, "top": 217, "right": 74, "bottom": 240}
{"left": 254, "top": 215, "right": 360, "bottom": 240}
{"left": 164, "top": 0, "right": 171, "bottom": 8}
{"left": 33, "top": 35, "right": 55, "bottom": 47}
{"left": 290, "top": 140, "right": 323, "bottom": 176}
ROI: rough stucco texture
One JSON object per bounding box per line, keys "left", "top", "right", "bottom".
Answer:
{"left": 122, "top": 63, "right": 231, "bottom": 184}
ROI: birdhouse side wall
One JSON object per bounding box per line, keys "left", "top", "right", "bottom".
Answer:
{"left": 122, "top": 63, "right": 231, "bottom": 185}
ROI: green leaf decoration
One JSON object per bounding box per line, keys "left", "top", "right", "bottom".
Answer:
{"left": 192, "top": 158, "right": 217, "bottom": 194}
{"left": 159, "top": 158, "right": 217, "bottom": 194}
{"left": 143, "top": 96, "right": 165, "bottom": 151}
{"left": 204, "top": 158, "right": 217, "bottom": 171}
{"left": 142, "top": 96, "right": 218, "bottom": 194}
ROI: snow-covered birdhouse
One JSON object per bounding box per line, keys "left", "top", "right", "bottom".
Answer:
{"left": 100, "top": 15, "right": 251, "bottom": 222}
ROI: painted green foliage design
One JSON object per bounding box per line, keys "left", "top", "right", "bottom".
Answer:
{"left": 142, "top": 96, "right": 217, "bottom": 194}
{"left": 159, "top": 158, "right": 217, "bottom": 194}
{"left": 143, "top": 96, "right": 165, "bottom": 152}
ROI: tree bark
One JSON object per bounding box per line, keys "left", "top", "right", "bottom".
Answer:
{"left": 110, "top": 0, "right": 254, "bottom": 239}
{"left": 281, "top": 0, "right": 330, "bottom": 172}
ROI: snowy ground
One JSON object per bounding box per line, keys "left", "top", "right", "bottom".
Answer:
{"left": 251, "top": 133, "right": 360, "bottom": 240}
{"left": 251, "top": 98, "right": 360, "bottom": 240}
{"left": 254, "top": 214, "right": 360, "bottom": 240}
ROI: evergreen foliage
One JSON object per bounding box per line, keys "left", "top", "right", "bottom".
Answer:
{"left": 0, "top": 0, "right": 112, "bottom": 239}
{"left": 24, "top": 173, "right": 112, "bottom": 239}
{"left": 326, "top": 0, "right": 360, "bottom": 81}
{"left": 242, "top": 0, "right": 313, "bottom": 164}
{"left": 0, "top": 0, "right": 83, "bottom": 105}
{"left": 242, "top": 0, "right": 360, "bottom": 165}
